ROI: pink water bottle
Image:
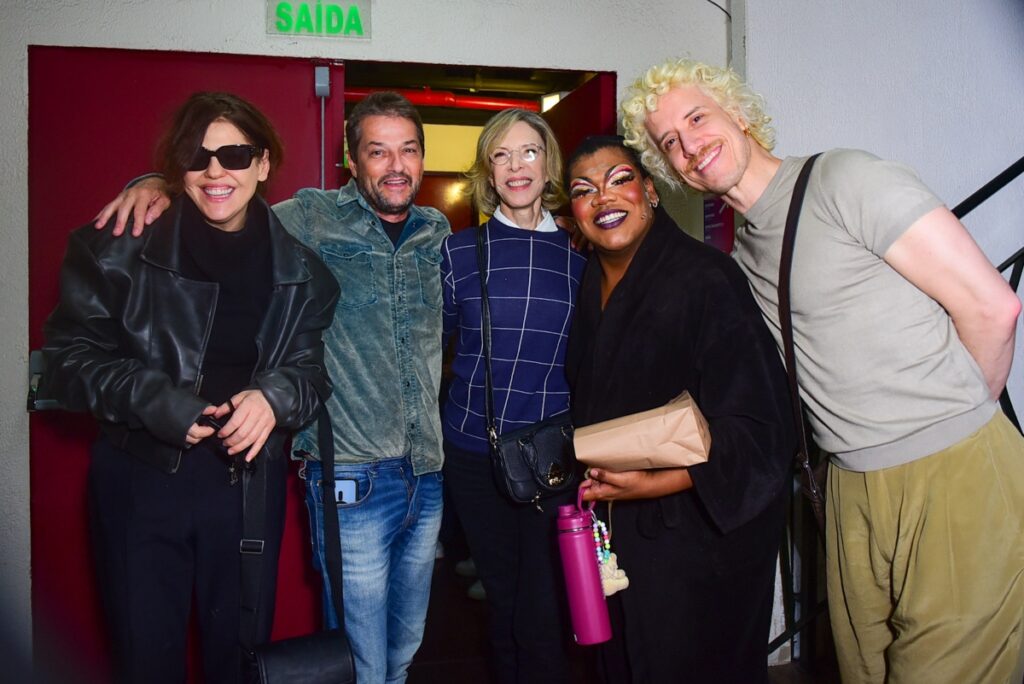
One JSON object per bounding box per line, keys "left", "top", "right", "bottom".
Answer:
{"left": 557, "top": 488, "right": 611, "bottom": 645}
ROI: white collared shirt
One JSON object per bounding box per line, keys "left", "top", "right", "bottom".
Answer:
{"left": 493, "top": 206, "right": 558, "bottom": 232}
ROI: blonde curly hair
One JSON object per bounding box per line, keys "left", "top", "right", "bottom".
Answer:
{"left": 621, "top": 59, "right": 775, "bottom": 189}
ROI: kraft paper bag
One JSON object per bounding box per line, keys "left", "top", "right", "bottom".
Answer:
{"left": 573, "top": 391, "right": 712, "bottom": 471}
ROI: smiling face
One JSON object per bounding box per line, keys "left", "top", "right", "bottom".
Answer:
{"left": 183, "top": 118, "right": 269, "bottom": 233}
{"left": 348, "top": 114, "right": 424, "bottom": 222}
{"left": 644, "top": 84, "right": 751, "bottom": 197}
{"left": 568, "top": 145, "right": 659, "bottom": 259}
{"left": 488, "top": 121, "right": 548, "bottom": 215}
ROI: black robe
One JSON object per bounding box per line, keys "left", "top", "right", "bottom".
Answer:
{"left": 566, "top": 210, "right": 794, "bottom": 684}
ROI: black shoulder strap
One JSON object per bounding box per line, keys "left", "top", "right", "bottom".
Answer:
{"left": 317, "top": 408, "right": 346, "bottom": 623}
{"left": 239, "top": 407, "right": 345, "bottom": 651}
{"left": 778, "top": 154, "right": 825, "bottom": 503}
{"left": 476, "top": 226, "right": 500, "bottom": 452}
{"left": 239, "top": 449, "right": 267, "bottom": 651}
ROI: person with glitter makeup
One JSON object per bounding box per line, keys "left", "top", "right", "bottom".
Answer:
{"left": 565, "top": 135, "right": 793, "bottom": 683}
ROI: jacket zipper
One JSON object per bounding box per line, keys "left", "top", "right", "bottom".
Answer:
{"left": 171, "top": 286, "right": 219, "bottom": 474}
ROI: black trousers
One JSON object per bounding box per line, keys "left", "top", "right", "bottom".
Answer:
{"left": 88, "top": 437, "right": 286, "bottom": 684}
{"left": 597, "top": 494, "right": 785, "bottom": 684}
{"left": 442, "top": 441, "right": 573, "bottom": 684}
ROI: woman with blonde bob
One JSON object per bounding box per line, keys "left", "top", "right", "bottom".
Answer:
{"left": 440, "top": 108, "right": 586, "bottom": 684}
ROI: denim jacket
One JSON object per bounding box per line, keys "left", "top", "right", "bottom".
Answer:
{"left": 275, "top": 180, "right": 450, "bottom": 476}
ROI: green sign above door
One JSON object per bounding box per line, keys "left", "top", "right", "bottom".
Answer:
{"left": 267, "top": 1, "right": 371, "bottom": 39}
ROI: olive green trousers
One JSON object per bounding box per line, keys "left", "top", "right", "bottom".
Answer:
{"left": 827, "top": 411, "right": 1024, "bottom": 683}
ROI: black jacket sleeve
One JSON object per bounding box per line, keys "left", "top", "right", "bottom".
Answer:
{"left": 41, "top": 230, "right": 206, "bottom": 446}
{"left": 252, "top": 248, "right": 340, "bottom": 430}
{"left": 685, "top": 262, "right": 795, "bottom": 534}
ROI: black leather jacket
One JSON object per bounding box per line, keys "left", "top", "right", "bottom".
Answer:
{"left": 42, "top": 196, "right": 340, "bottom": 473}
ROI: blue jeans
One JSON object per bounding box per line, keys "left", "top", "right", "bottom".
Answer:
{"left": 304, "top": 458, "right": 443, "bottom": 684}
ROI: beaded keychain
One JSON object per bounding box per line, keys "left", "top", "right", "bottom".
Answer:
{"left": 592, "top": 516, "right": 611, "bottom": 565}
{"left": 592, "top": 502, "right": 629, "bottom": 596}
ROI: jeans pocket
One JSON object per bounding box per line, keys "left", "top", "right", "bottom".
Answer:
{"left": 328, "top": 468, "right": 374, "bottom": 509}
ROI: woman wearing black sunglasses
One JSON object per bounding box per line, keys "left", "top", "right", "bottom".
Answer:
{"left": 42, "top": 92, "right": 339, "bottom": 684}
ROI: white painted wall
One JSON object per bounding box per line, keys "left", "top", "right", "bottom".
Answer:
{"left": 745, "top": 0, "right": 1024, "bottom": 412}
{"left": 0, "top": 0, "right": 727, "bottom": 657}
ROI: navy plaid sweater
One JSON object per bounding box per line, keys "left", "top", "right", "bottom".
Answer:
{"left": 441, "top": 216, "right": 586, "bottom": 454}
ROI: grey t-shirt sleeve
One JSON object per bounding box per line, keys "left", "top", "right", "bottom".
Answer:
{"left": 816, "top": 149, "right": 944, "bottom": 256}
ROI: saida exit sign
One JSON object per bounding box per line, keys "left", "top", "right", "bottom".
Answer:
{"left": 267, "top": 1, "right": 371, "bottom": 39}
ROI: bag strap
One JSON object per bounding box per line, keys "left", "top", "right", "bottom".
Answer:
{"left": 317, "top": 407, "right": 346, "bottom": 623}
{"left": 239, "top": 446, "right": 267, "bottom": 652}
{"left": 777, "top": 153, "right": 827, "bottom": 517}
{"left": 239, "top": 407, "right": 345, "bottom": 651}
{"left": 476, "top": 226, "right": 500, "bottom": 452}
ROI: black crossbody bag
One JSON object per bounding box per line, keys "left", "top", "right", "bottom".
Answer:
{"left": 240, "top": 408, "right": 355, "bottom": 684}
{"left": 476, "top": 226, "right": 576, "bottom": 507}
{"left": 778, "top": 153, "right": 829, "bottom": 536}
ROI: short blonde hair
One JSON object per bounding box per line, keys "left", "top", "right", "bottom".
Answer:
{"left": 621, "top": 59, "right": 775, "bottom": 188}
{"left": 466, "top": 108, "right": 565, "bottom": 216}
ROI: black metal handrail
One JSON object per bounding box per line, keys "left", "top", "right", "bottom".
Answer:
{"left": 952, "top": 155, "right": 1024, "bottom": 219}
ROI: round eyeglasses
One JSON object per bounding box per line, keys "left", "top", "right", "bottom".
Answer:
{"left": 489, "top": 145, "right": 544, "bottom": 166}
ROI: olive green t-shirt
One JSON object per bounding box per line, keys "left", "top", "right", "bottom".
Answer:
{"left": 736, "top": 149, "right": 995, "bottom": 472}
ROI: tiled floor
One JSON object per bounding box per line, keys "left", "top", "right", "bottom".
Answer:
{"left": 408, "top": 554, "right": 840, "bottom": 683}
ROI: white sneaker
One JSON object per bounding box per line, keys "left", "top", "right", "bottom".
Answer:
{"left": 467, "top": 579, "right": 486, "bottom": 601}
{"left": 454, "top": 558, "right": 477, "bottom": 577}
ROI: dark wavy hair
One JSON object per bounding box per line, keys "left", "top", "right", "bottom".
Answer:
{"left": 156, "top": 91, "right": 283, "bottom": 195}
{"left": 345, "top": 91, "right": 425, "bottom": 157}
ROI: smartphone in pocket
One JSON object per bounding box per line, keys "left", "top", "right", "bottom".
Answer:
{"left": 334, "top": 478, "right": 358, "bottom": 504}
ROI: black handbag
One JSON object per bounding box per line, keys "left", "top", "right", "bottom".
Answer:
{"left": 475, "top": 226, "right": 576, "bottom": 507}
{"left": 778, "top": 153, "right": 829, "bottom": 537}
{"left": 241, "top": 408, "right": 355, "bottom": 684}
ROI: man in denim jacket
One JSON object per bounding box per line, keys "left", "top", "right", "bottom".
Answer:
{"left": 96, "top": 92, "right": 450, "bottom": 684}
{"left": 280, "top": 92, "right": 449, "bottom": 684}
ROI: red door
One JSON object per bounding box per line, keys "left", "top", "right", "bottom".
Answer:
{"left": 543, "top": 72, "right": 618, "bottom": 170}
{"left": 27, "top": 46, "right": 347, "bottom": 680}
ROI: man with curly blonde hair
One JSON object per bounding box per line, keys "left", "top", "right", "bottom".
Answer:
{"left": 623, "top": 58, "right": 1024, "bottom": 683}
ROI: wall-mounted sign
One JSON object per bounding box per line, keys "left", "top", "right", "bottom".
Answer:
{"left": 267, "top": 1, "right": 371, "bottom": 39}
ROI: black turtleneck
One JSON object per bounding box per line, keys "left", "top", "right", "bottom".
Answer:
{"left": 177, "top": 197, "right": 272, "bottom": 406}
